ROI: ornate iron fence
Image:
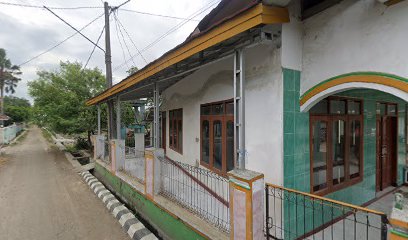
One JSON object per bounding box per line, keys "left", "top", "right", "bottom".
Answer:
{"left": 158, "top": 157, "right": 230, "bottom": 233}
{"left": 265, "top": 183, "right": 388, "bottom": 240}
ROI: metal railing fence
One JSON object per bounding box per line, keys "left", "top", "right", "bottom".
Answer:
{"left": 158, "top": 157, "right": 230, "bottom": 233}
{"left": 265, "top": 183, "right": 388, "bottom": 240}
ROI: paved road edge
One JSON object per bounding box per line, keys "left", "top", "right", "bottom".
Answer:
{"left": 80, "top": 171, "right": 158, "bottom": 240}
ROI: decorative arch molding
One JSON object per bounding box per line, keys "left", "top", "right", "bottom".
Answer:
{"left": 300, "top": 72, "right": 408, "bottom": 112}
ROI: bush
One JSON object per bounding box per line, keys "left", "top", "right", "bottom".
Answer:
{"left": 75, "top": 137, "right": 90, "bottom": 150}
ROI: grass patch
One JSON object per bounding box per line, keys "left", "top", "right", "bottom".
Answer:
{"left": 41, "top": 128, "right": 53, "bottom": 143}
{"left": 0, "top": 156, "right": 9, "bottom": 168}
{"left": 65, "top": 144, "right": 78, "bottom": 153}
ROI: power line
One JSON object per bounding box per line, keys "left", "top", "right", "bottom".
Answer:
{"left": 119, "top": 8, "right": 200, "bottom": 21}
{"left": 113, "top": 12, "right": 137, "bottom": 67}
{"left": 113, "top": 0, "right": 220, "bottom": 72}
{"left": 83, "top": 25, "right": 105, "bottom": 70}
{"left": 0, "top": 1, "right": 102, "bottom": 10}
{"left": 114, "top": 13, "right": 148, "bottom": 64}
{"left": 0, "top": 1, "right": 199, "bottom": 21}
{"left": 18, "top": 13, "right": 104, "bottom": 66}
{"left": 111, "top": 0, "right": 131, "bottom": 11}
{"left": 113, "top": 12, "right": 131, "bottom": 70}
{"left": 44, "top": 6, "right": 105, "bottom": 52}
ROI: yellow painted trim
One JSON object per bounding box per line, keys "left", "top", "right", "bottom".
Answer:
{"left": 111, "top": 141, "right": 116, "bottom": 174}
{"left": 384, "top": 0, "right": 405, "bottom": 6}
{"left": 246, "top": 185, "right": 252, "bottom": 240}
{"left": 390, "top": 218, "right": 408, "bottom": 230}
{"left": 300, "top": 74, "right": 408, "bottom": 106}
{"left": 86, "top": 4, "right": 289, "bottom": 105}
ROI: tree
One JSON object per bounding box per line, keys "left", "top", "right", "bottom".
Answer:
{"left": 3, "top": 96, "right": 31, "bottom": 123}
{"left": 126, "top": 66, "right": 139, "bottom": 76}
{"left": 0, "top": 48, "right": 21, "bottom": 123}
{"left": 29, "top": 61, "right": 106, "bottom": 145}
{"left": 28, "top": 61, "right": 136, "bottom": 147}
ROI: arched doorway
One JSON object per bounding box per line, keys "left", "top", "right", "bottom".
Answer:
{"left": 301, "top": 72, "right": 407, "bottom": 198}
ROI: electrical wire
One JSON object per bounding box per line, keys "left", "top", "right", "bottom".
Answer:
{"left": 0, "top": 1, "right": 102, "bottom": 10}
{"left": 0, "top": 1, "right": 198, "bottom": 21}
{"left": 119, "top": 8, "right": 200, "bottom": 21}
{"left": 113, "top": 12, "right": 131, "bottom": 70}
{"left": 112, "top": 0, "right": 131, "bottom": 11}
{"left": 83, "top": 25, "right": 105, "bottom": 70}
{"left": 44, "top": 6, "right": 104, "bottom": 52}
{"left": 112, "top": 0, "right": 220, "bottom": 72}
{"left": 114, "top": 12, "right": 147, "bottom": 64}
{"left": 113, "top": 12, "right": 137, "bottom": 67}
{"left": 18, "top": 13, "right": 104, "bottom": 67}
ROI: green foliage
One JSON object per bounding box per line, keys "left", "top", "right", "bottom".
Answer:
{"left": 41, "top": 128, "right": 53, "bottom": 143}
{"left": 28, "top": 61, "right": 137, "bottom": 138}
{"left": 126, "top": 66, "right": 139, "bottom": 76}
{"left": 4, "top": 96, "right": 30, "bottom": 107}
{"left": 75, "top": 137, "right": 89, "bottom": 150}
{"left": 4, "top": 96, "right": 31, "bottom": 123}
{"left": 65, "top": 144, "right": 77, "bottom": 153}
{"left": 29, "top": 61, "right": 106, "bottom": 135}
{"left": 0, "top": 48, "right": 21, "bottom": 95}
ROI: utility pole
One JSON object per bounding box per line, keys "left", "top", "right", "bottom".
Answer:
{"left": 104, "top": 1, "right": 116, "bottom": 139}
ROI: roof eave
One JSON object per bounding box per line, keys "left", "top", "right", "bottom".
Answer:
{"left": 86, "top": 3, "right": 289, "bottom": 106}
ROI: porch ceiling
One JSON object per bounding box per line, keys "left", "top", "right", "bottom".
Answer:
{"left": 86, "top": 3, "right": 289, "bottom": 105}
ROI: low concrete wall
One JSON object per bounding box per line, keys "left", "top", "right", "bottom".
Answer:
{"left": 0, "top": 124, "right": 24, "bottom": 145}
{"left": 93, "top": 162, "right": 207, "bottom": 240}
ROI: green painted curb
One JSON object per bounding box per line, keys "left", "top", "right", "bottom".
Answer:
{"left": 390, "top": 228, "right": 408, "bottom": 238}
{"left": 94, "top": 163, "right": 207, "bottom": 240}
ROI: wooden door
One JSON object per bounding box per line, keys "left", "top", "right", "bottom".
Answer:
{"left": 376, "top": 118, "right": 382, "bottom": 192}
{"left": 376, "top": 116, "right": 397, "bottom": 191}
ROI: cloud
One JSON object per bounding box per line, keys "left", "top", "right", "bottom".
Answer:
{"left": 0, "top": 0, "right": 217, "bottom": 101}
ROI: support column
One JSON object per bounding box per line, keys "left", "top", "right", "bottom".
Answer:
{"left": 110, "top": 139, "right": 125, "bottom": 172}
{"left": 97, "top": 105, "right": 101, "bottom": 135}
{"left": 116, "top": 97, "right": 121, "bottom": 139}
{"left": 135, "top": 133, "right": 144, "bottom": 157}
{"left": 144, "top": 148, "right": 164, "bottom": 199}
{"left": 153, "top": 83, "right": 160, "bottom": 148}
{"left": 228, "top": 169, "right": 264, "bottom": 240}
{"left": 94, "top": 135, "right": 105, "bottom": 160}
{"left": 234, "top": 49, "right": 246, "bottom": 169}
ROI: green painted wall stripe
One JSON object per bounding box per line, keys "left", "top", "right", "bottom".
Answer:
{"left": 300, "top": 71, "right": 408, "bottom": 99}
{"left": 94, "top": 163, "right": 207, "bottom": 240}
{"left": 229, "top": 179, "right": 251, "bottom": 190}
{"left": 389, "top": 229, "right": 408, "bottom": 238}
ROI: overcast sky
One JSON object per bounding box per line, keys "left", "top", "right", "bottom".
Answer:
{"left": 0, "top": 0, "right": 219, "bottom": 102}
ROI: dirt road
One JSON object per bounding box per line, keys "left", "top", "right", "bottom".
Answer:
{"left": 0, "top": 127, "right": 129, "bottom": 240}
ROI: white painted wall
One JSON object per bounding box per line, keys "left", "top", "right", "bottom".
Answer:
{"left": 281, "top": 0, "right": 303, "bottom": 71}
{"left": 161, "top": 42, "right": 284, "bottom": 185}
{"left": 302, "top": 0, "right": 408, "bottom": 95}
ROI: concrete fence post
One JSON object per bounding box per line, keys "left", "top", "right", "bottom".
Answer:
{"left": 144, "top": 147, "right": 164, "bottom": 200}
{"left": 228, "top": 169, "right": 264, "bottom": 240}
{"left": 135, "top": 133, "right": 144, "bottom": 154}
{"left": 0, "top": 128, "right": 4, "bottom": 145}
{"left": 94, "top": 135, "right": 105, "bottom": 160}
{"left": 110, "top": 139, "right": 125, "bottom": 173}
